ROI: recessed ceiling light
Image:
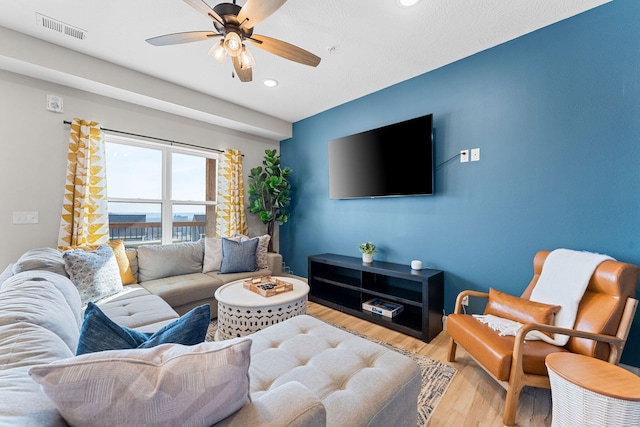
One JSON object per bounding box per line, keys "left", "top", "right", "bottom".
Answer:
{"left": 397, "top": 0, "right": 420, "bottom": 6}
{"left": 263, "top": 79, "right": 278, "bottom": 88}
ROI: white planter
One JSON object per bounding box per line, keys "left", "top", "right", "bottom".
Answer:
{"left": 362, "top": 253, "right": 373, "bottom": 263}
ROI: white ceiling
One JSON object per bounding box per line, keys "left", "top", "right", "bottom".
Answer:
{"left": 0, "top": 0, "right": 610, "bottom": 138}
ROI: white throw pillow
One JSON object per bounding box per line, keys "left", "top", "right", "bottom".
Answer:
{"left": 203, "top": 235, "right": 242, "bottom": 273}
{"left": 29, "top": 338, "right": 252, "bottom": 427}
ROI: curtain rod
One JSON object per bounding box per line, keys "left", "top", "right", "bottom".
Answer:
{"left": 62, "top": 120, "right": 227, "bottom": 154}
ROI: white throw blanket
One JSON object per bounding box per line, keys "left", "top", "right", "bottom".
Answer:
{"left": 476, "top": 249, "right": 613, "bottom": 345}
{"left": 473, "top": 313, "right": 544, "bottom": 340}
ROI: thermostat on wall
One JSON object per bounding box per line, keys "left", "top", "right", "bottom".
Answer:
{"left": 46, "top": 95, "right": 63, "bottom": 113}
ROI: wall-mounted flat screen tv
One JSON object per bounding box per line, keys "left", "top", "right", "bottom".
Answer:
{"left": 328, "top": 113, "right": 433, "bottom": 199}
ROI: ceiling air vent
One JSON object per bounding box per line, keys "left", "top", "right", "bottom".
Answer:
{"left": 36, "top": 13, "right": 86, "bottom": 40}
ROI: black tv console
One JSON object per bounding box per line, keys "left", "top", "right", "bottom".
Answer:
{"left": 308, "top": 253, "right": 444, "bottom": 342}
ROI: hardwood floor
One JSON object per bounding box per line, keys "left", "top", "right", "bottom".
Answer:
{"left": 307, "top": 301, "right": 553, "bottom": 427}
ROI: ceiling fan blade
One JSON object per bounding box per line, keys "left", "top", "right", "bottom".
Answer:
{"left": 238, "top": 0, "right": 286, "bottom": 30}
{"left": 232, "top": 56, "right": 253, "bottom": 82}
{"left": 250, "top": 34, "right": 321, "bottom": 67}
{"left": 146, "top": 31, "right": 220, "bottom": 46}
{"left": 183, "top": 0, "right": 224, "bottom": 25}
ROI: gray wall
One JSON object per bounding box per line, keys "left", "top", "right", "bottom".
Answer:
{"left": 0, "top": 70, "right": 278, "bottom": 267}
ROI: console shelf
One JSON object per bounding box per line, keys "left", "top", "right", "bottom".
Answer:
{"left": 308, "top": 253, "right": 444, "bottom": 342}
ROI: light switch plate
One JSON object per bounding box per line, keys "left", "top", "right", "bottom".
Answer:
{"left": 13, "top": 212, "right": 39, "bottom": 224}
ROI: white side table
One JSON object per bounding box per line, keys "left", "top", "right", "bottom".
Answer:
{"left": 214, "top": 276, "right": 310, "bottom": 340}
{"left": 546, "top": 352, "right": 640, "bottom": 427}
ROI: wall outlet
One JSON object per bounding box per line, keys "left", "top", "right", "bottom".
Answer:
{"left": 461, "top": 295, "right": 469, "bottom": 306}
{"left": 471, "top": 148, "right": 480, "bottom": 161}
{"left": 460, "top": 149, "right": 469, "bottom": 162}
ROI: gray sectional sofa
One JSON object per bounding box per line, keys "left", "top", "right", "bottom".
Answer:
{"left": 0, "top": 244, "right": 421, "bottom": 426}
{"left": 127, "top": 239, "right": 283, "bottom": 318}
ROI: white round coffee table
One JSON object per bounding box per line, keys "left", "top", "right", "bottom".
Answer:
{"left": 214, "top": 276, "right": 310, "bottom": 340}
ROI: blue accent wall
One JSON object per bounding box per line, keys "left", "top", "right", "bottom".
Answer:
{"left": 280, "top": 0, "right": 640, "bottom": 367}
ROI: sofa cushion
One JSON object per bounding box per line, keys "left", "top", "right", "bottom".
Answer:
{"left": 96, "top": 284, "right": 180, "bottom": 332}
{"left": 220, "top": 237, "right": 259, "bottom": 274}
{"left": 0, "top": 323, "right": 75, "bottom": 427}
{"left": 29, "top": 339, "right": 252, "bottom": 427}
{"left": 0, "top": 273, "right": 81, "bottom": 353}
{"left": 139, "top": 272, "right": 223, "bottom": 309}
{"left": 12, "top": 247, "right": 67, "bottom": 277}
{"left": 137, "top": 240, "right": 204, "bottom": 281}
{"left": 63, "top": 244, "right": 123, "bottom": 306}
{"left": 76, "top": 302, "right": 210, "bottom": 355}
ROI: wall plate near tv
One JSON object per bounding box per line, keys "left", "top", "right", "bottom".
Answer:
{"left": 328, "top": 113, "right": 433, "bottom": 199}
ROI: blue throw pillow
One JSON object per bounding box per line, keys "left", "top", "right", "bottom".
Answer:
{"left": 76, "top": 302, "right": 210, "bottom": 355}
{"left": 219, "top": 237, "right": 259, "bottom": 274}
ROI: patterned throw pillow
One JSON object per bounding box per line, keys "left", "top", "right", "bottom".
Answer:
{"left": 29, "top": 339, "right": 252, "bottom": 427}
{"left": 219, "top": 237, "right": 259, "bottom": 274}
{"left": 76, "top": 302, "right": 210, "bottom": 355}
{"left": 62, "top": 244, "right": 123, "bottom": 306}
{"left": 238, "top": 234, "right": 271, "bottom": 270}
{"left": 59, "top": 240, "right": 136, "bottom": 285}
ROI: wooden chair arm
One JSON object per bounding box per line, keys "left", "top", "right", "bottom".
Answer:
{"left": 512, "top": 323, "right": 626, "bottom": 376}
{"left": 453, "top": 290, "right": 489, "bottom": 314}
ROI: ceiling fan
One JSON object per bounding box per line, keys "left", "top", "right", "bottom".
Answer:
{"left": 146, "top": 0, "right": 321, "bottom": 82}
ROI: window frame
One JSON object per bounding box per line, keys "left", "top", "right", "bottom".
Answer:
{"left": 104, "top": 133, "right": 218, "bottom": 245}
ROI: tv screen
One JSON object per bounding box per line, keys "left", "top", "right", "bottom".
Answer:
{"left": 328, "top": 114, "right": 433, "bottom": 199}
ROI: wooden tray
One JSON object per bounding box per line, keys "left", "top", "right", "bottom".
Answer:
{"left": 243, "top": 276, "right": 293, "bottom": 297}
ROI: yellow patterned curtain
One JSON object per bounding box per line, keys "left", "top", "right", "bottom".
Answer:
{"left": 215, "top": 148, "right": 248, "bottom": 237}
{"left": 58, "top": 118, "right": 109, "bottom": 248}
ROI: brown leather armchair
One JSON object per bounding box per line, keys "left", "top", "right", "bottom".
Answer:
{"left": 446, "top": 250, "right": 640, "bottom": 426}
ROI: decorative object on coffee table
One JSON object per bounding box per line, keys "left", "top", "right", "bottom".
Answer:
{"left": 359, "top": 242, "right": 375, "bottom": 263}
{"left": 215, "top": 276, "right": 309, "bottom": 340}
{"left": 243, "top": 276, "right": 293, "bottom": 297}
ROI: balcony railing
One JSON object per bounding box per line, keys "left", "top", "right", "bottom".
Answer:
{"left": 109, "top": 221, "right": 206, "bottom": 244}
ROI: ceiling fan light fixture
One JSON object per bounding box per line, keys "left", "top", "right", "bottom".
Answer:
{"left": 397, "top": 0, "right": 421, "bottom": 6}
{"left": 208, "top": 40, "right": 227, "bottom": 63}
{"left": 224, "top": 31, "right": 243, "bottom": 57}
{"left": 238, "top": 45, "right": 255, "bottom": 69}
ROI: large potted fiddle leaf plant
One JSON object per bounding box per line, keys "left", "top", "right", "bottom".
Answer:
{"left": 248, "top": 149, "right": 292, "bottom": 252}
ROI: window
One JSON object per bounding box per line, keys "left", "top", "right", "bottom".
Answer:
{"left": 105, "top": 135, "right": 217, "bottom": 245}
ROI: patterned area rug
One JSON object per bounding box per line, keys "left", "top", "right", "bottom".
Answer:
{"left": 205, "top": 317, "right": 457, "bottom": 426}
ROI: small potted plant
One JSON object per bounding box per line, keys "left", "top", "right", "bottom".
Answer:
{"left": 359, "top": 242, "right": 376, "bottom": 263}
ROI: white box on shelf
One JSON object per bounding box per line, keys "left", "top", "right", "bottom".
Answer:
{"left": 362, "top": 298, "right": 404, "bottom": 318}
